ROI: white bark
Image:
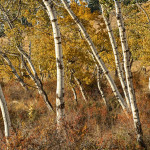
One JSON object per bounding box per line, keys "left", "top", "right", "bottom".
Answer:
{"left": 114, "top": 0, "right": 146, "bottom": 148}
{"left": 87, "top": 50, "right": 108, "bottom": 106}
{"left": 74, "top": 75, "right": 88, "bottom": 102}
{"left": 96, "top": 65, "right": 108, "bottom": 107}
{"left": 0, "top": 84, "right": 11, "bottom": 138}
{"left": 20, "top": 55, "right": 24, "bottom": 76}
{"left": 43, "top": 0, "right": 65, "bottom": 128}
{"left": 39, "top": 65, "right": 44, "bottom": 81}
{"left": 101, "top": 5, "right": 130, "bottom": 108}
{"left": 69, "top": 74, "right": 78, "bottom": 104}
{"left": 0, "top": 51, "right": 28, "bottom": 90}
{"left": 0, "top": 6, "right": 54, "bottom": 112}
{"left": 71, "top": 87, "right": 77, "bottom": 104}
{"left": 62, "top": 0, "right": 128, "bottom": 113}
{"left": 22, "top": 58, "right": 54, "bottom": 112}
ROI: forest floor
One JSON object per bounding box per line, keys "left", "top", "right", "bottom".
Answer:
{"left": 0, "top": 70, "right": 150, "bottom": 149}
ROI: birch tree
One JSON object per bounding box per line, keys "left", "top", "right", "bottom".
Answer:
{"left": 69, "top": 73, "right": 78, "bottom": 104}
{"left": 100, "top": 4, "right": 130, "bottom": 108}
{"left": 0, "top": 50, "right": 28, "bottom": 90}
{"left": 96, "top": 65, "right": 108, "bottom": 107}
{"left": 74, "top": 74, "right": 88, "bottom": 102}
{"left": 87, "top": 50, "right": 108, "bottom": 107}
{"left": 43, "top": 0, "right": 65, "bottom": 129}
{"left": 0, "top": 84, "right": 11, "bottom": 139}
{"left": 61, "top": 0, "right": 128, "bottom": 114}
{"left": 114, "top": 0, "right": 146, "bottom": 148}
{"left": 0, "top": 4, "right": 53, "bottom": 111}
{"left": 0, "top": 3, "right": 54, "bottom": 112}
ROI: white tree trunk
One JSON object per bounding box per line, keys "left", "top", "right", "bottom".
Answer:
{"left": 22, "top": 58, "right": 54, "bottom": 112}
{"left": 0, "top": 51, "right": 28, "bottom": 91}
{"left": 0, "top": 84, "right": 11, "bottom": 138}
{"left": 96, "top": 65, "right": 108, "bottom": 107}
{"left": 69, "top": 74, "right": 78, "bottom": 104}
{"left": 114, "top": 0, "right": 146, "bottom": 148}
{"left": 101, "top": 5, "right": 130, "bottom": 108}
{"left": 88, "top": 50, "right": 108, "bottom": 107}
{"left": 43, "top": 0, "right": 65, "bottom": 129}
{"left": 74, "top": 76, "right": 88, "bottom": 102}
{"left": 1, "top": 2, "right": 54, "bottom": 114}
{"left": 72, "top": 87, "right": 78, "bottom": 104}
{"left": 20, "top": 55, "right": 24, "bottom": 76}
{"left": 62, "top": 0, "right": 128, "bottom": 113}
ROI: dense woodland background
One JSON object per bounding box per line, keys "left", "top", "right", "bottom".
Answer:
{"left": 0, "top": 0, "right": 150, "bottom": 149}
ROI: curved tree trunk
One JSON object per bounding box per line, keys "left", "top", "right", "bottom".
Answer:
{"left": 101, "top": 5, "right": 130, "bottom": 108}
{"left": 71, "top": 87, "right": 78, "bottom": 104}
{"left": 0, "top": 51, "right": 28, "bottom": 91}
{"left": 0, "top": 84, "right": 11, "bottom": 138}
{"left": 0, "top": 4, "right": 54, "bottom": 112}
{"left": 88, "top": 50, "right": 108, "bottom": 107}
{"left": 114, "top": 0, "right": 146, "bottom": 148}
{"left": 74, "top": 75, "right": 88, "bottom": 102}
{"left": 43, "top": 0, "right": 65, "bottom": 130}
{"left": 96, "top": 65, "right": 108, "bottom": 107}
{"left": 136, "top": 1, "right": 150, "bottom": 24}
{"left": 62, "top": 0, "right": 128, "bottom": 114}
{"left": 69, "top": 74, "right": 78, "bottom": 104}
{"left": 22, "top": 58, "right": 54, "bottom": 112}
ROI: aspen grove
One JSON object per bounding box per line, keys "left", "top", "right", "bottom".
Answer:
{"left": 0, "top": 0, "right": 150, "bottom": 149}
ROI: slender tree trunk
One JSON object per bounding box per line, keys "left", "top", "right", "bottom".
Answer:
{"left": 136, "top": 1, "right": 150, "bottom": 24}
{"left": 71, "top": 87, "right": 78, "bottom": 104}
{"left": 62, "top": 0, "right": 128, "bottom": 113}
{"left": 114, "top": 1, "right": 146, "bottom": 148}
{"left": 20, "top": 55, "right": 24, "bottom": 76}
{"left": 72, "top": 87, "right": 78, "bottom": 104}
{"left": 0, "top": 84, "right": 11, "bottom": 139}
{"left": 22, "top": 58, "right": 54, "bottom": 112}
{"left": 88, "top": 50, "right": 108, "bottom": 106}
{"left": 43, "top": 0, "right": 65, "bottom": 129}
{"left": 101, "top": 5, "right": 130, "bottom": 108}
{"left": 96, "top": 65, "right": 108, "bottom": 107}
{"left": 74, "top": 75, "right": 88, "bottom": 102}
{"left": 0, "top": 51, "right": 28, "bottom": 90}
{"left": 39, "top": 65, "right": 44, "bottom": 81}
{"left": 0, "top": 2, "right": 54, "bottom": 112}
{"left": 69, "top": 74, "right": 78, "bottom": 104}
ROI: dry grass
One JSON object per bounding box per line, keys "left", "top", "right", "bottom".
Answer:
{"left": 0, "top": 72, "right": 150, "bottom": 149}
